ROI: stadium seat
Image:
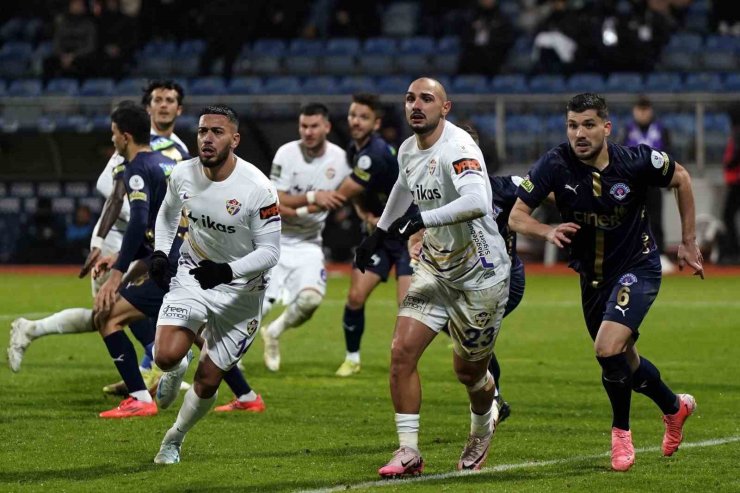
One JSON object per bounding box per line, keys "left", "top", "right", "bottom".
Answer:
{"left": 51, "top": 197, "right": 75, "bottom": 214}
{"left": 358, "top": 38, "right": 397, "bottom": 74}
{"left": 37, "top": 182, "right": 62, "bottom": 198}
{"left": 644, "top": 73, "right": 682, "bottom": 92}
{"left": 7, "top": 79, "right": 42, "bottom": 97}
{"left": 567, "top": 73, "right": 605, "bottom": 93}
{"left": 0, "top": 18, "right": 25, "bottom": 41}
{"left": 502, "top": 36, "right": 533, "bottom": 73}
{"left": 470, "top": 114, "right": 497, "bottom": 137}
{"left": 683, "top": 73, "right": 723, "bottom": 92}
{"left": 0, "top": 41, "right": 32, "bottom": 78}
{"left": 660, "top": 49, "right": 698, "bottom": 72}
{"left": 247, "top": 39, "right": 287, "bottom": 75}
{"left": 262, "top": 76, "right": 302, "bottom": 94}
{"left": 528, "top": 74, "right": 567, "bottom": 93}
{"left": 285, "top": 39, "right": 324, "bottom": 74}
{"left": 189, "top": 77, "right": 227, "bottom": 95}
{"left": 141, "top": 40, "right": 178, "bottom": 57}
{"left": 0, "top": 79, "right": 6, "bottom": 97}
{"left": 114, "top": 77, "right": 148, "bottom": 96}
{"left": 382, "top": 2, "right": 419, "bottom": 37}
{"left": 288, "top": 39, "right": 324, "bottom": 56}
{"left": 399, "top": 37, "right": 436, "bottom": 55}
{"left": 326, "top": 38, "right": 361, "bottom": 56}
{"left": 605, "top": 72, "right": 643, "bottom": 93}
{"left": 79, "top": 78, "right": 115, "bottom": 97}
{"left": 228, "top": 76, "right": 263, "bottom": 95}
{"left": 363, "top": 37, "right": 397, "bottom": 55}
{"left": 666, "top": 33, "right": 703, "bottom": 53}
{"left": 174, "top": 114, "right": 198, "bottom": 132}
{"left": 451, "top": 75, "right": 490, "bottom": 94}
{"left": 724, "top": 73, "right": 740, "bottom": 92}
{"left": 10, "top": 182, "right": 34, "bottom": 198}
{"left": 252, "top": 39, "right": 288, "bottom": 56}
{"left": 701, "top": 36, "right": 738, "bottom": 71}
{"left": 64, "top": 182, "right": 90, "bottom": 198}
{"left": 179, "top": 39, "right": 206, "bottom": 56}
{"left": 491, "top": 74, "right": 527, "bottom": 93}
{"left": 376, "top": 75, "right": 408, "bottom": 94}
{"left": 337, "top": 76, "right": 376, "bottom": 94}
{"left": 301, "top": 76, "right": 339, "bottom": 94}
{"left": 45, "top": 78, "right": 79, "bottom": 97}
{"left": 79, "top": 196, "right": 103, "bottom": 212}
{"left": 437, "top": 36, "right": 461, "bottom": 55}
{"left": 0, "top": 197, "right": 19, "bottom": 212}
{"left": 322, "top": 55, "right": 356, "bottom": 75}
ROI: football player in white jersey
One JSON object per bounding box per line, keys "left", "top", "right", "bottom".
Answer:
{"left": 260, "top": 103, "right": 350, "bottom": 372}
{"left": 355, "top": 78, "right": 511, "bottom": 477}
{"left": 149, "top": 105, "right": 281, "bottom": 464}
{"left": 8, "top": 81, "right": 188, "bottom": 376}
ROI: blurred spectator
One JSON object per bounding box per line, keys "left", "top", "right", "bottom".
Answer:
{"left": 65, "top": 204, "right": 96, "bottom": 261}
{"left": 199, "top": 0, "right": 250, "bottom": 79}
{"left": 43, "top": 0, "right": 98, "bottom": 80}
{"left": 458, "top": 0, "right": 515, "bottom": 76}
{"left": 94, "top": 0, "right": 138, "bottom": 78}
{"left": 531, "top": 0, "right": 583, "bottom": 74}
{"left": 718, "top": 105, "right": 740, "bottom": 265}
{"left": 329, "top": 0, "right": 380, "bottom": 38}
{"left": 457, "top": 118, "right": 500, "bottom": 173}
{"left": 15, "top": 198, "right": 66, "bottom": 264}
{"left": 713, "top": 0, "right": 740, "bottom": 36}
{"left": 619, "top": 96, "right": 675, "bottom": 272}
{"left": 255, "top": 0, "right": 311, "bottom": 39}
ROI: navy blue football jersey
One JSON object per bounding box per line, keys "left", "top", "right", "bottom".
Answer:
{"left": 490, "top": 175, "right": 521, "bottom": 261}
{"left": 347, "top": 133, "right": 399, "bottom": 217}
{"left": 516, "top": 142, "right": 675, "bottom": 284}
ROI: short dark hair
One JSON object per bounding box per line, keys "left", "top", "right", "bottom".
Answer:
{"left": 142, "top": 79, "right": 185, "bottom": 106}
{"left": 300, "top": 102, "right": 330, "bottom": 119}
{"left": 566, "top": 93, "right": 609, "bottom": 120}
{"left": 634, "top": 95, "right": 652, "bottom": 109}
{"left": 352, "top": 93, "right": 383, "bottom": 117}
{"left": 199, "top": 104, "right": 239, "bottom": 126}
{"left": 111, "top": 102, "right": 150, "bottom": 145}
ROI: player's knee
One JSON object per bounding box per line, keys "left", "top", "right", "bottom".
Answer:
{"left": 154, "top": 349, "right": 182, "bottom": 372}
{"left": 346, "top": 288, "right": 368, "bottom": 310}
{"left": 460, "top": 370, "right": 493, "bottom": 392}
{"left": 294, "top": 289, "right": 322, "bottom": 318}
{"left": 389, "top": 342, "right": 418, "bottom": 375}
{"left": 596, "top": 353, "right": 631, "bottom": 386}
{"left": 594, "top": 341, "right": 622, "bottom": 358}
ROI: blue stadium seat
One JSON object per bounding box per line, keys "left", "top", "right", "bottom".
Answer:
{"left": 288, "top": 39, "right": 325, "bottom": 56}
{"left": 605, "top": 73, "right": 643, "bottom": 93}
{"left": 114, "top": 77, "right": 147, "bottom": 96}
{"left": 665, "top": 33, "right": 703, "bottom": 53}
{"left": 91, "top": 114, "right": 110, "bottom": 130}
{"left": 376, "top": 76, "right": 409, "bottom": 94}
{"left": 470, "top": 114, "right": 497, "bottom": 137}
{"left": 363, "top": 37, "right": 397, "bottom": 55}
{"left": 1, "top": 40, "right": 33, "bottom": 57}
{"left": 246, "top": 39, "right": 287, "bottom": 75}
{"left": 724, "top": 73, "right": 740, "bottom": 92}
{"left": 0, "top": 41, "right": 32, "bottom": 78}
{"left": 491, "top": 74, "right": 527, "bottom": 93}
{"left": 437, "top": 36, "right": 461, "bottom": 54}
{"left": 52, "top": 197, "right": 75, "bottom": 214}
{"left": 7, "top": 79, "right": 41, "bottom": 97}
{"left": 142, "top": 40, "right": 178, "bottom": 57}
{"left": 683, "top": 73, "right": 723, "bottom": 92}
{"left": 567, "top": 73, "right": 605, "bottom": 93}
{"left": 382, "top": 2, "right": 419, "bottom": 37}
{"left": 660, "top": 48, "right": 698, "bottom": 72}
{"left": 399, "top": 37, "right": 436, "bottom": 55}
{"left": 358, "top": 54, "right": 395, "bottom": 75}
{"left": 704, "top": 112, "right": 730, "bottom": 133}
{"left": 451, "top": 75, "right": 490, "bottom": 94}
{"left": 322, "top": 55, "right": 356, "bottom": 75}
{"left": 0, "top": 18, "right": 25, "bottom": 41}
{"left": 0, "top": 80, "right": 6, "bottom": 97}
{"left": 528, "top": 74, "right": 567, "bottom": 93}
{"left": 663, "top": 112, "right": 695, "bottom": 135}
{"left": 262, "top": 76, "right": 302, "bottom": 94}
{"left": 79, "top": 78, "right": 115, "bottom": 97}
{"left": 431, "top": 53, "right": 459, "bottom": 74}
{"left": 174, "top": 115, "right": 198, "bottom": 132}
{"left": 301, "top": 76, "right": 339, "bottom": 94}
{"left": 644, "top": 73, "right": 682, "bottom": 92}
{"left": 45, "top": 78, "right": 79, "bottom": 96}
{"left": 337, "top": 76, "right": 376, "bottom": 94}
{"left": 10, "top": 182, "right": 34, "bottom": 198}
{"left": 64, "top": 182, "right": 90, "bottom": 198}
{"left": 189, "top": 77, "right": 227, "bottom": 95}
{"left": 0, "top": 197, "right": 19, "bottom": 212}
{"left": 0, "top": 182, "right": 6, "bottom": 196}
{"left": 228, "top": 76, "right": 263, "bottom": 94}
{"left": 326, "top": 38, "right": 360, "bottom": 56}
{"left": 251, "top": 39, "right": 287, "bottom": 56}
{"left": 37, "top": 182, "right": 62, "bottom": 198}
{"left": 179, "top": 39, "right": 206, "bottom": 56}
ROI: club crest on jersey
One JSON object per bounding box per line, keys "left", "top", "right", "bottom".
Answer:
{"left": 474, "top": 312, "right": 492, "bottom": 327}
{"left": 609, "top": 183, "right": 631, "bottom": 201}
{"left": 325, "top": 167, "right": 336, "bottom": 179}
{"left": 619, "top": 273, "right": 638, "bottom": 286}
{"left": 452, "top": 158, "right": 482, "bottom": 175}
{"left": 226, "top": 198, "right": 242, "bottom": 216}
{"left": 246, "top": 319, "right": 259, "bottom": 336}
{"left": 428, "top": 158, "right": 437, "bottom": 175}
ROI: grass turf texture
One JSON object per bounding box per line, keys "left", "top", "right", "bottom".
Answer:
{"left": 1, "top": 271, "right": 739, "bottom": 492}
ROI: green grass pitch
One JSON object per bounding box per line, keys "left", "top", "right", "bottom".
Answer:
{"left": 1, "top": 271, "right": 739, "bottom": 492}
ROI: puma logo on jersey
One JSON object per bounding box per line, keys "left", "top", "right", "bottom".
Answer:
{"left": 414, "top": 184, "right": 441, "bottom": 201}
{"left": 615, "top": 306, "right": 629, "bottom": 317}
{"left": 565, "top": 184, "right": 580, "bottom": 194}
{"left": 187, "top": 210, "right": 236, "bottom": 233}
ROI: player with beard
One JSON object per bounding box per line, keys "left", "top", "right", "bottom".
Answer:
{"left": 509, "top": 93, "right": 703, "bottom": 471}
{"left": 150, "top": 105, "right": 280, "bottom": 463}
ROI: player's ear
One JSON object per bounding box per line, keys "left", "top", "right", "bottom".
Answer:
{"left": 441, "top": 100, "right": 452, "bottom": 118}
{"left": 373, "top": 117, "right": 381, "bottom": 132}
{"left": 604, "top": 120, "right": 612, "bottom": 137}
{"left": 231, "top": 132, "right": 240, "bottom": 149}
{"left": 176, "top": 105, "right": 183, "bottom": 117}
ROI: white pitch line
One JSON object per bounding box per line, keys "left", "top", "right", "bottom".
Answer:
{"left": 296, "top": 436, "right": 740, "bottom": 493}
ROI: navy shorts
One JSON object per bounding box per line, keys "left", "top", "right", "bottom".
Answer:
{"left": 580, "top": 266, "right": 661, "bottom": 341}
{"left": 119, "top": 273, "right": 167, "bottom": 318}
{"left": 353, "top": 235, "right": 413, "bottom": 282}
{"left": 503, "top": 256, "right": 525, "bottom": 317}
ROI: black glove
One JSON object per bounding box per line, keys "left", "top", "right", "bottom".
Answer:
{"left": 149, "top": 250, "right": 171, "bottom": 291}
{"left": 354, "top": 228, "right": 387, "bottom": 273}
{"left": 189, "top": 260, "right": 233, "bottom": 289}
{"left": 388, "top": 210, "right": 425, "bottom": 240}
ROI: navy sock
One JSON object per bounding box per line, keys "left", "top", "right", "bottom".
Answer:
{"left": 223, "top": 365, "right": 252, "bottom": 398}
{"left": 139, "top": 342, "right": 154, "bottom": 370}
{"left": 130, "top": 317, "right": 155, "bottom": 349}
{"left": 489, "top": 353, "right": 501, "bottom": 393}
{"left": 103, "top": 331, "right": 146, "bottom": 393}
{"left": 597, "top": 353, "right": 633, "bottom": 430}
{"left": 632, "top": 356, "right": 679, "bottom": 415}
{"left": 343, "top": 305, "right": 365, "bottom": 353}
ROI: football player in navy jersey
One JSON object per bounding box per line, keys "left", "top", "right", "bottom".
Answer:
{"left": 509, "top": 93, "right": 703, "bottom": 472}
{"left": 333, "top": 93, "right": 414, "bottom": 376}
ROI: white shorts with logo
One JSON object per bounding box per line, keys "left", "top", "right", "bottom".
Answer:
{"left": 90, "top": 228, "right": 125, "bottom": 296}
{"left": 264, "top": 242, "right": 326, "bottom": 305}
{"left": 398, "top": 265, "right": 509, "bottom": 362}
{"left": 157, "top": 267, "right": 263, "bottom": 371}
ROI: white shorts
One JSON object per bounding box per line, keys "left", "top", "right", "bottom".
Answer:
{"left": 264, "top": 242, "right": 326, "bottom": 305}
{"left": 157, "top": 267, "right": 264, "bottom": 371}
{"left": 398, "top": 266, "right": 509, "bottom": 362}
{"left": 90, "top": 228, "right": 125, "bottom": 296}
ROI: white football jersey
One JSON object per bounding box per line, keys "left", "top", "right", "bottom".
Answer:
{"left": 157, "top": 156, "right": 281, "bottom": 289}
{"left": 398, "top": 120, "right": 510, "bottom": 290}
{"left": 270, "top": 140, "right": 349, "bottom": 246}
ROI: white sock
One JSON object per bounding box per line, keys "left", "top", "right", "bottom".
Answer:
{"left": 166, "top": 387, "right": 218, "bottom": 443}
{"left": 346, "top": 351, "right": 360, "bottom": 364}
{"left": 266, "top": 315, "right": 287, "bottom": 339}
{"left": 396, "top": 413, "right": 420, "bottom": 451}
{"left": 237, "top": 390, "right": 257, "bottom": 403}
{"left": 470, "top": 404, "right": 495, "bottom": 437}
{"left": 31, "top": 308, "right": 94, "bottom": 337}
{"left": 130, "top": 390, "right": 153, "bottom": 403}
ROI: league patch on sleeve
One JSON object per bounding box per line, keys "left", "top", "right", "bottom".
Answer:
{"left": 259, "top": 203, "right": 280, "bottom": 219}
{"left": 112, "top": 164, "right": 126, "bottom": 178}
{"left": 129, "top": 175, "right": 145, "bottom": 191}
{"left": 520, "top": 176, "right": 534, "bottom": 193}
{"left": 650, "top": 150, "right": 664, "bottom": 169}
{"left": 452, "top": 158, "right": 482, "bottom": 175}
{"left": 352, "top": 167, "right": 371, "bottom": 181}
{"left": 660, "top": 151, "right": 670, "bottom": 175}
{"left": 270, "top": 164, "right": 282, "bottom": 179}
{"left": 128, "top": 191, "right": 147, "bottom": 202}
{"left": 357, "top": 155, "right": 372, "bottom": 170}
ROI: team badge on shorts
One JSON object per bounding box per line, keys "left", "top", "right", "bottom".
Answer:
{"left": 247, "top": 319, "right": 258, "bottom": 336}
{"left": 474, "top": 312, "right": 492, "bottom": 327}
{"left": 609, "top": 183, "right": 631, "bottom": 201}
{"left": 619, "top": 273, "right": 638, "bottom": 286}
{"left": 226, "top": 198, "right": 242, "bottom": 216}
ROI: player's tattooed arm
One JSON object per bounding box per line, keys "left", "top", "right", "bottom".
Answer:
{"left": 79, "top": 178, "right": 126, "bottom": 278}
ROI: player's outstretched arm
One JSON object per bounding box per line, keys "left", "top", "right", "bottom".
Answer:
{"left": 669, "top": 163, "right": 704, "bottom": 279}
{"left": 80, "top": 178, "right": 127, "bottom": 278}
{"left": 509, "top": 198, "right": 579, "bottom": 248}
